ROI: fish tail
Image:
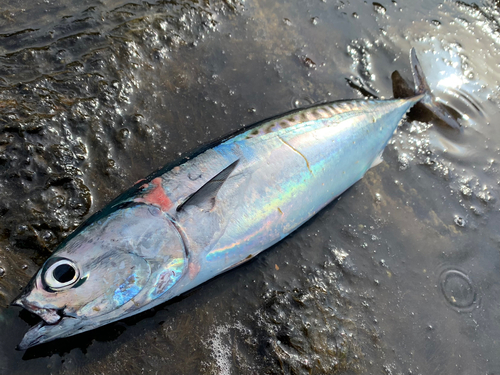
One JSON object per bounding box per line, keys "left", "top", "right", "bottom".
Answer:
{"left": 410, "top": 47, "right": 432, "bottom": 97}
{"left": 392, "top": 48, "right": 461, "bottom": 130}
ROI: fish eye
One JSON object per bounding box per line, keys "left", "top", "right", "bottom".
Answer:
{"left": 44, "top": 259, "right": 80, "bottom": 290}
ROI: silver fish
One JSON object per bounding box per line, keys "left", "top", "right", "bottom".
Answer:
{"left": 11, "top": 48, "right": 460, "bottom": 349}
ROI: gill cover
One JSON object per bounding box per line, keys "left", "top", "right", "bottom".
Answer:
{"left": 12, "top": 204, "right": 187, "bottom": 349}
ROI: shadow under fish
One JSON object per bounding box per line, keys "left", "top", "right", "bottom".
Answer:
{"left": 11, "top": 48, "right": 461, "bottom": 350}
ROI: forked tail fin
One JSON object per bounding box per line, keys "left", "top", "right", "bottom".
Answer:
{"left": 392, "top": 48, "right": 461, "bottom": 130}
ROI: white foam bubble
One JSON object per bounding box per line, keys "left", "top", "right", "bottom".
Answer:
{"left": 205, "top": 321, "right": 246, "bottom": 375}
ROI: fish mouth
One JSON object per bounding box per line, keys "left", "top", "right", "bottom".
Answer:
{"left": 12, "top": 298, "right": 79, "bottom": 350}
{"left": 12, "top": 299, "right": 64, "bottom": 325}
{"left": 16, "top": 314, "right": 80, "bottom": 351}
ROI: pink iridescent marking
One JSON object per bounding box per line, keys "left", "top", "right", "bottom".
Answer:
{"left": 136, "top": 177, "right": 173, "bottom": 211}
{"left": 188, "top": 262, "right": 201, "bottom": 280}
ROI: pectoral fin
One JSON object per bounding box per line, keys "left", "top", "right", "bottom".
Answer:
{"left": 176, "top": 159, "right": 240, "bottom": 212}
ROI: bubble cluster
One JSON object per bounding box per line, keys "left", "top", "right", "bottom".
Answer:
{"left": 206, "top": 322, "right": 248, "bottom": 375}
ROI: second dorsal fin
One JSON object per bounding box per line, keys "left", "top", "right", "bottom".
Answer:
{"left": 176, "top": 159, "right": 240, "bottom": 212}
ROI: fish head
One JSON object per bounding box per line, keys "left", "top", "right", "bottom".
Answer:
{"left": 12, "top": 204, "right": 187, "bottom": 349}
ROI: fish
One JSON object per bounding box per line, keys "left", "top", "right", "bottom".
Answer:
{"left": 11, "top": 48, "right": 460, "bottom": 350}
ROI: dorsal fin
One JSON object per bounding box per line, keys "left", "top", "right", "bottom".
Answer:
{"left": 176, "top": 159, "right": 239, "bottom": 212}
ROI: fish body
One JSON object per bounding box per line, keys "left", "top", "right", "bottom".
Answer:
{"left": 12, "top": 49, "right": 459, "bottom": 349}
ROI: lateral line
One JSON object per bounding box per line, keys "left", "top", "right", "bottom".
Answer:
{"left": 277, "top": 135, "right": 313, "bottom": 175}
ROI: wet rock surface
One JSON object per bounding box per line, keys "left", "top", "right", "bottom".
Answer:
{"left": 1, "top": 0, "right": 500, "bottom": 374}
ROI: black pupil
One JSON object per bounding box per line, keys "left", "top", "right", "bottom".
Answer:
{"left": 53, "top": 264, "right": 76, "bottom": 283}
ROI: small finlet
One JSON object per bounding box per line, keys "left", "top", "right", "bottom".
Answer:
{"left": 369, "top": 151, "right": 384, "bottom": 169}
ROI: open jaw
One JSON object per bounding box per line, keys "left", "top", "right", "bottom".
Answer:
{"left": 17, "top": 313, "right": 82, "bottom": 350}
{"left": 12, "top": 299, "right": 79, "bottom": 350}
{"left": 17, "top": 301, "right": 64, "bottom": 325}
